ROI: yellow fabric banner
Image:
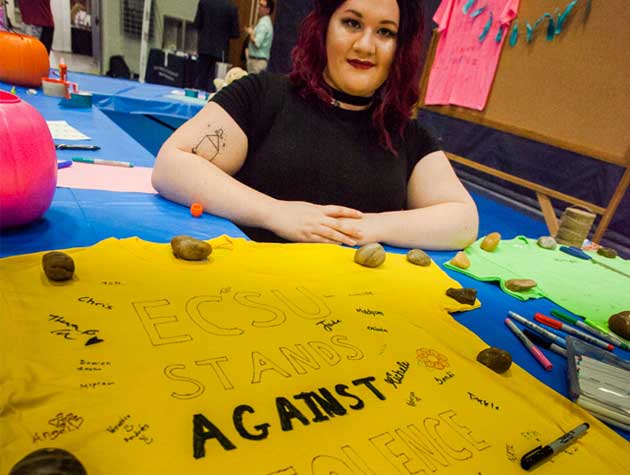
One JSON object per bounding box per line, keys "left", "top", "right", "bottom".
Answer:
{"left": 0, "top": 236, "right": 626, "bottom": 474}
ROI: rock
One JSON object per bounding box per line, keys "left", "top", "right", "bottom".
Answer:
{"left": 450, "top": 251, "right": 470, "bottom": 269}
{"left": 505, "top": 279, "right": 537, "bottom": 292}
{"left": 597, "top": 247, "right": 618, "bottom": 259}
{"left": 480, "top": 232, "right": 501, "bottom": 252}
{"left": 537, "top": 236, "right": 557, "bottom": 250}
{"left": 170, "top": 235, "right": 212, "bottom": 261}
{"left": 608, "top": 311, "right": 630, "bottom": 340}
{"left": 42, "top": 251, "right": 75, "bottom": 281}
{"left": 446, "top": 287, "right": 477, "bottom": 305}
{"left": 10, "top": 448, "right": 86, "bottom": 475}
{"left": 354, "top": 243, "right": 386, "bottom": 268}
{"left": 476, "top": 347, "right": 512, "bottom": 374}
{"left": 407, "top": 249, "right": 431, "bottom": 266}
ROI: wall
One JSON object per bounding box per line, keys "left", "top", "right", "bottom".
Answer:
{"left": 101, "top": 0, "right": 198, "bottom": 76}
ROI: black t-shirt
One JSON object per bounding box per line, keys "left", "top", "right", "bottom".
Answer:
{"left": 212, "top": 73, "right": 439, "bottom": 242}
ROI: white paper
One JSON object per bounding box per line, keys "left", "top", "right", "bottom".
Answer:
{"left": 46, "top": 120, "right": 91, "bottom": 140}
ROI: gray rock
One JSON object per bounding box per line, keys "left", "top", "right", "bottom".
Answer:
{"left": 537, "top": 236, "right": 557, "bottom": 250}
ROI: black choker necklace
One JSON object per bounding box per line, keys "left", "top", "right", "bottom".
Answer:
{"left": 329, "top": 87, "right": 373, "bottom": 107}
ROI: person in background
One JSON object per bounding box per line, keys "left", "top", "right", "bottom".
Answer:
{"left": 0, "top": 1, "right": 8, "bottom": 31}
{"left": 245, "top": 0, "right": 274, "bottom": 74}
{"left": 18, "top": 0, "right": 54, "bottom": 54}
{"left": 153, "top": 0, "right": 478, "bottom": 250}
{"left": 193, "top": 0, "right": 240, "bottom": 92}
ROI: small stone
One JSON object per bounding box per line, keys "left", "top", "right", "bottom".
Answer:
{"left": 476, "top": 347, "right": 512, "bottom": 374}
{"left": 597, "top": 247, "right": 618, "bottom": 259}
{"left": 450, "top": 251, "right": 470, "bottom": 269}
{"left": 407, "top": 249, "right": 431, "bottom": 266}
{"left": 170, "top": 235, "right": 212, "bottom": 261}
{"left": 608, "top": 311, "right": 630, "bottom": 340}
{"left": 537, "top": 236, "right": 557, "bottom": 250}
{"left": 446, "top": 287, "right": 477, "bottom": 305}
{"left": 480, "top": 232, "right": 501, "bottom": 252}
{"left": 42, "top": 251, "right": 75, "bottom": 281}
{"left": 354, "top": 243, "right": 386, "bottom": 268}
{"left": 505, "top": 279, "right": 537, "bottom": 292}
{"left": 10, "top": 448, "right": 87, "bottom": 475}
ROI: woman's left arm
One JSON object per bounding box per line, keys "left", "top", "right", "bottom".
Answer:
{"left": 347, "top": 151, "right": 479, "bottom": 250}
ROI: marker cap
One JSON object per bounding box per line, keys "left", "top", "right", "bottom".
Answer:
{"left": 534, "top": 313, "right": 562, "bottom": 330}
{"left": 521, "top": 445, "right": 553, "bottom": 470}
{"left": 190, "top": 203, "right": 203, "bottom": 218}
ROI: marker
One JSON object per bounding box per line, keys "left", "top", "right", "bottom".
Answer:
{"left": 551, "top": 309, "right": 629, "bottom": 350}
{"left": 559, "top": 246, "right": 630, "bottom": 278}
{"left": 522, "top": 329, "right": 567, "bottom": 357}
{"left": 505, "top": 317, "right": 553, "bottom": 371}
{"left": 72, "top": 157, "right": 133, "bottom": 168}
{"left": 57, "top": 159, "right": 73, "bottom": 169}
{"left": 520, "top": 422, "right": 589, "bottom": 470}
{"left": 507, "top": 311, "right": 567, "bottom": 348}
{"left": 535, "top": 312, "right": 614, "bottom": 351}
{"left": 56, "top": 144, "right": 100, "bottom": 150}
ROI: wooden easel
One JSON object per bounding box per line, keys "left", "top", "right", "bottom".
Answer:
{"left": 418, "top": 0, "right": 630, "bottom": 242}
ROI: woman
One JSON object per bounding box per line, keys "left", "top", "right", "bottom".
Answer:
{"left": 152, "top": 0, "right": 478, "bottom": 250}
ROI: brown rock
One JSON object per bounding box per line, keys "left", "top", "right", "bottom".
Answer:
{"left": 480, "top": 232, "right": 501, "bottom": 252}
{"left": 597, "top": 247, "right": 618, "bottom": 259}
{"left": 476, "top": 347, "right": 512, "bottom": 374}
{"left": 42, "top": 251, "right": 75, "bottom": 281}
{"left": 170, "top": 235, "right": 212, "bottom": 261}
{"left": 354, "top": 243, "right": 386, "bottom": 268}
{"left": 407, "top": 249, "right": 431, "bottom": 266}
{"left": 505, "top": 279, "right": 537, "bottom": 292}
{"left": 446, "top": 287, "right": 477, "bottom": 305}
{"left": 10, "top": 448, "right": 86, "bottom": 475}
{"left": 451, "top": 251, "right": 470, "bottom": 269}
{"left": 608, "top": 311, "right": 630, "bottom": 340}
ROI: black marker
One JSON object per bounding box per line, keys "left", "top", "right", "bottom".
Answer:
{"left": 56, "top": 144, "right": 101, "bottom": 151}
{"left": 522, "top": 328, "right": 567, "bottom": 357}
{"left": 520, "top": 422, "right": 589, "bottom": 470}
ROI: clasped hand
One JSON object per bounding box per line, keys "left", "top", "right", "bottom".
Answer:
{"left": 268, "top": 201, "right": 365, "bottom": 246}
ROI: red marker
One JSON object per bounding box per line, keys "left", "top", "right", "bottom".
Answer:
{"left": 534, "top": 313, "right": 613, "bottom": 351}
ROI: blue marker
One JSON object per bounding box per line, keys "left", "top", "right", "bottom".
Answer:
{"left": 57, "top": 159, "right": 73, "bottom": 169}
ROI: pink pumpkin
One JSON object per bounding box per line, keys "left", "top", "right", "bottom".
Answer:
{"left": 0, "top": 91, "right": 56, "bottom": 229}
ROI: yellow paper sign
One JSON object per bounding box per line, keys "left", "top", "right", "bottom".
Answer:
{"left": 0, "top": 237, "right": 626, "bottom": 474}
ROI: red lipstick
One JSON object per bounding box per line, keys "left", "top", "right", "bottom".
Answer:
{"left": 347, "top": 59, "right": 374, "bottom": 70}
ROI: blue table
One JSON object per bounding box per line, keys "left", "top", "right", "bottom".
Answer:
{"left": 67, "top": 71, "right": 205, "bottom": 121}
{"left": 1, "top": 77, "right": 628, "bottom": 441}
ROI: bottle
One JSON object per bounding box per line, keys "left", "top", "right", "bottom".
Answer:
{"left": 59, "top": 58, "right": 68, "bottom": 83}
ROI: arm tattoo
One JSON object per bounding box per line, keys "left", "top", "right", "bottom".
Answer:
{"left": 191, "top": 126, "right": 226, "bottom": 161}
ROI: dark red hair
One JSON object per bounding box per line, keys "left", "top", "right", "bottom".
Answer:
{"left": 289, "top": 0, "right": 425, "bottom": 154}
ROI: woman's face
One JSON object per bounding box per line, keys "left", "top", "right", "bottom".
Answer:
{"left": 323, "top": 0, "right": 399, "bottom": 97}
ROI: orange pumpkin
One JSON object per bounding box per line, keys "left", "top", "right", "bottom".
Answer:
{"left": 0, "top": 31, "right": 50, "bottom": 87}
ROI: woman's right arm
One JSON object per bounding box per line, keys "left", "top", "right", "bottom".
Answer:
{"left": 152, "top": 102, "right": 363, "bottom": 245}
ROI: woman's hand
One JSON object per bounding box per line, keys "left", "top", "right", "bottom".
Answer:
{"left": 336, "top": 213, "right": 379, "bottom": 246}
{"left": 268, "top": 201, "right": 364, "bottom": 246}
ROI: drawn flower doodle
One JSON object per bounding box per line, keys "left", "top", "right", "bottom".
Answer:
{"left": 416, "top": 348, "right": 449, "bottom": 370}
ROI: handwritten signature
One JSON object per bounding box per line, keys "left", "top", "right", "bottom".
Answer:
{"left": 406, "top": 392, "right": 422, "bottom": 406}
{"left": 468, "top": 391, "right": 500, "bottom": 410}
{"left": 384, "top": 361, "right": 410, "bottom": 389}
{"left": 32, "top": 412, "right": 84, "bottom": 443}
{"left": 434, "top": 371, "right": 455, "bottom": 385}
{"left": 49, "top": 314, "right": 100, "bottom": 343}
{"left": 316, "top": 319, "right": 341, "bottom": 332}
{"left": 107, "top": 415, "right": 154, "bottom": 444}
